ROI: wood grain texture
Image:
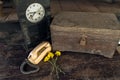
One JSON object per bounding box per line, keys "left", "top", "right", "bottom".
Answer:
{"left": 59, "top": 0, "right": 80, "bottom": 11}
{"left": 51, "top": 0, "right": 120, "bottom": 16}
{"left": 51, "top": 12, "right": 120, "bottom": 58}
{"left": 50, "top": 0, "right": 62, "bottom": 16}
{"left": 1, "top": 45, "right": 120, "bottom": 80}
{"left": 0, "top": 32, "right": 120, "bottom": 80}
{"left": 74, "top": 0, "right": 100, "bottom": 12}
{"left": 1, "top": 0, "right": 120, "bottom": 22}
{"left": 0, "top": 31, "right": 120, "bottom": 79}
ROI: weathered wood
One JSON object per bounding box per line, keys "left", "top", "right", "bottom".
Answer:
{"left": 95, "top": 2, "right": 120, "bottom": 13}
{"left": 0, "top": 16, "right": 7, "bottom": 22}
{"left": 0, "top": 8, "right": 18, "bottom": 22}
{"left": 92, "top": 0, "right": 120, "bottom": 3}
{"left": 51, "top": 12, "right": 120, "bottom": 58}
{"left": 50, "top": 0, "right": 62, "bottom": 16}
{"left": 50, "top": 0, "right": 120, "bottom": 16}
{"left": 2, "top": 48, "right": 120, "bottom": 80}
{"left": 74, "top": 0, "right": 100, "bottom": 12}
{"left": 1, "top": 36, "right": 120, "bottom": 80}
{"left": 0, "top": 0, "right": 3, "bottom": 17}
{"left": 1, "top": 0, "right": 120, "bottom": 22}
{"left": 117, "top": 46, "right": 120, "bottom": 54}
{"left": 5, "top": 12, "right": 18, "bottom": 22}
{"left": 59, "top": 0, "right": 80, "bottom": 11}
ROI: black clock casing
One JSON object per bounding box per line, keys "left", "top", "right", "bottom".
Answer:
{"left": 14, "top": 0, "right": 51, "bottom": 47}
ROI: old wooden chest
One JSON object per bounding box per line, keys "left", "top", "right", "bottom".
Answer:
{"left": 50, "top": 12, "right": 120, "bottom": 58}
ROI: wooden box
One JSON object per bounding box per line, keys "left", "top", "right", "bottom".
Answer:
{"left": 50, "top": 12, "right": 120, "bottom": 58}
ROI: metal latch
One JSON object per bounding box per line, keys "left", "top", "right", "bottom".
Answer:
{"left": 20, "top": 41, "right": 52, "bottom": 74}
{"left": 80, "top": 34, "right": 87, "bottom": 46}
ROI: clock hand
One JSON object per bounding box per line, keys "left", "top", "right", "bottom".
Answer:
{"left": 31, "top": 9, "right": 41, "bottom": 20}
{"left": 32, "top": 13, "right": 39, "bottom": 20}
{"left": 29, "top": 12, "right": 36, "bottom": 20}
{"left": 29, "top": 12, "right": 36, "bottom": 15}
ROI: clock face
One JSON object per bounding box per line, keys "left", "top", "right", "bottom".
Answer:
{"left": 26, "top": 3, "right": 45, "bottom": 23}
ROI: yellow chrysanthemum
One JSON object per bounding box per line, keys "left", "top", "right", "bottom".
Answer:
{"left": 48, "top": 52, "right": 54, "bottom": 58}
{"left": 55, "top": 51, "right": 61, "bottom": 56}
{"left": 44, "top": 56, "right": 50, "bottom": 62}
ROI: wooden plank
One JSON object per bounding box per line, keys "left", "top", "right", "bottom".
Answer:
{"left": 51, "top": 0, "right": 120, "bottom": 14}
{"left": 1, "top": 41, "right": 120, "bottom": 79}
{"left": 5, "top": 12, "right": 18, "bottom": 22}
{"left": 59, "top": 0, "right": 80, "bottom": 11}
{"left": 95, "top": 3, "right": 120, "bottom": 13}
{"left": 0, "top": 8, "right": 17, "bottom": 22}
{"left": 0, "top": 16, "right": 7, "bottom": 22}
{"left": 51, "top": 0, "right": 62, "bottom": 16}
{"left": 74, "top": 0, "right": 100, "bottom": 12}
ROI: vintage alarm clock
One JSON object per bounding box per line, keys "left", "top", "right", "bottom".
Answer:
{"left": 25, "top": 3, "right": 45, "bottom": 23}
{"left": 14, "top": 0, "right": 51, "bottom": 47}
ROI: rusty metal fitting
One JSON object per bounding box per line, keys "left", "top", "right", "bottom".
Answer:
{"left": 80, "top": 34, "right": 87, "bottom": 46}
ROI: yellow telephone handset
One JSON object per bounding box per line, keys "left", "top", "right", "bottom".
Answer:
{"left": 28, "top": 41, "right": 52, "bottom": 64}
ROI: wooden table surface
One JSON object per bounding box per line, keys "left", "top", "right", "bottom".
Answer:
{"left": 0, "top": 0, "right": 120, "bottom": 80}
{"left": 0, "top": 20, "right": 120, "bottom": 80}
{"left": 1, "top": 0, "right": 120, "bottom": 22}
{"left": 0, "top": 38, "right": 120, "bottom": 80}
{"left": 51, "top": 0, "right": 120, "bottom": 16}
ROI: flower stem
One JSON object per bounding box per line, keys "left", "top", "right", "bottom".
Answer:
{"left": 48, "top": 57, "right": 65, "bottom": 79}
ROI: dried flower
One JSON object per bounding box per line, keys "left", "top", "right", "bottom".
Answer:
{"left": 48, "top": 52, "right": 54, "bottom": 58}
{"left": 43, "top": 51, "right": 65, "bottom": 79}
{"left": 44, "top": 56, "right": 50, "bottom": 62}
{"left": 55, "top": 51, "right": 61, "bottom": 56}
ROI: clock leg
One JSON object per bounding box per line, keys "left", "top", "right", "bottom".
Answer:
{"left": 20, "top": 24, "right": 31, "bottom": 46}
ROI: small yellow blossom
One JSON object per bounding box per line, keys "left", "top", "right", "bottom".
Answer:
{"left": 46, "top": 53, "right": 51, "bottom": 58}
{"left": 48, "top": 52, "right": 54, "bottom": 58}
{"left": 43, "top": 51, "right": 64, "bottom": 79}
{"left": 44, "top": 56, "right": 50, "bottom": 62}
{"left": 55, "top": 51, "right": 61, "bottom": 56}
